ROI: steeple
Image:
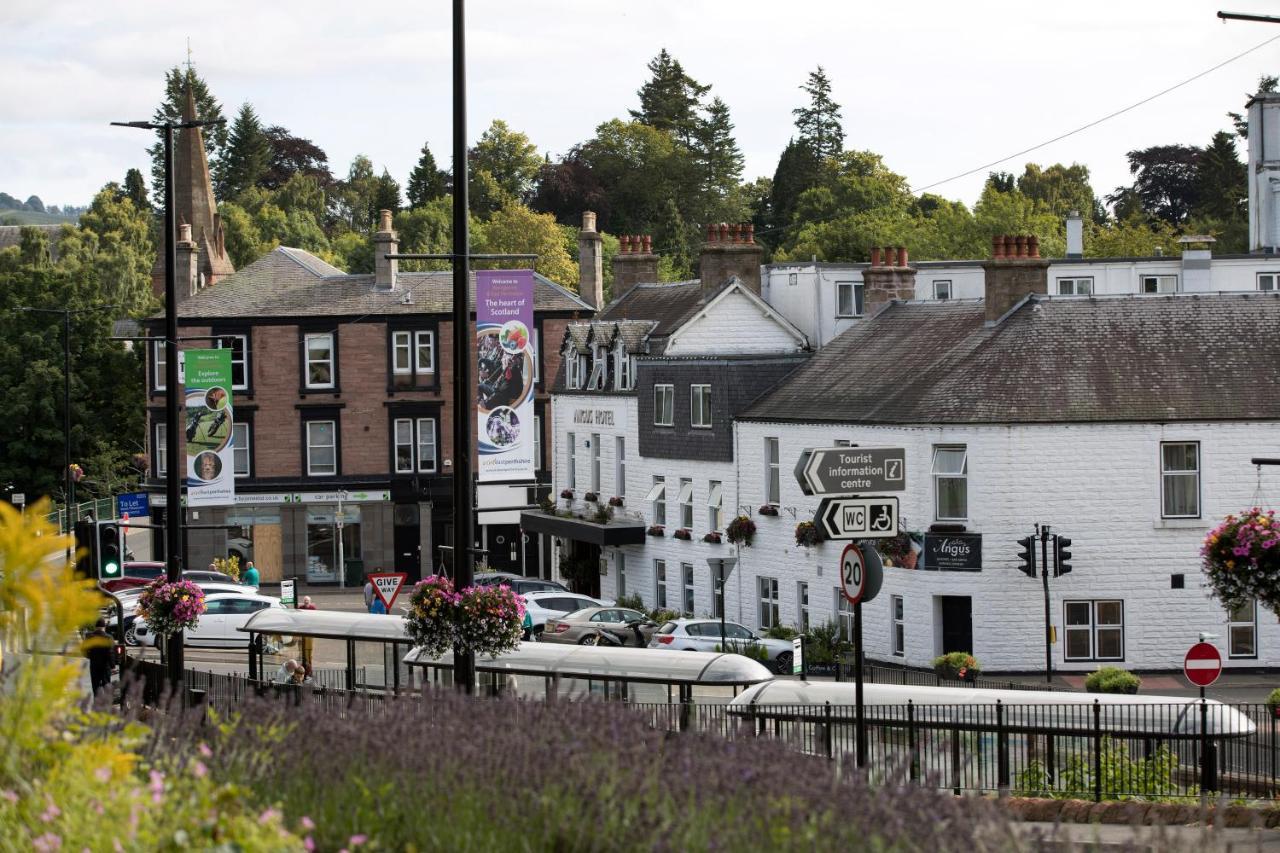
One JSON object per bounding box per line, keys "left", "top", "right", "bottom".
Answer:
{"left": 151, "top": 84, "right": 235, "bottom": 302}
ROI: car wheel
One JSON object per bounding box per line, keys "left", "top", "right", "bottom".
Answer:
{"left": 774, "top": 652, "right": 793, "bottom": 673}
{"left": 578, "top": 634, "right": 599, "bottom": 646}
{"left": 123, "top": 624, "right": 139, "bottom": 647}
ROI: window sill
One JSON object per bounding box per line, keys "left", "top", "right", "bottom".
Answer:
{"left": 1152, "top": 518, "right": 1205, "bottom": 529}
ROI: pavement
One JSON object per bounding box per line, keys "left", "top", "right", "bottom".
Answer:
{"left": 1012, "top": 821, "right": 1280, "bottom": 851}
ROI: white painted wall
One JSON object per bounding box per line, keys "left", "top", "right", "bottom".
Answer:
{"left": 664, "top": 288, "right": 806, "bottom": 356}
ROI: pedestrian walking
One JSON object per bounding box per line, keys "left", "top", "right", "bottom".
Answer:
{"left": 363, "top": 576, "right": 374, "bottom": 612}
{"left": 298, "top": 596, "right": 317, "bottom": 675}
{"left": 84, "top": 619, "right": 116, "bottom": 699}
{"left": 242, "top": 560, "right": 260, "bottom": 588}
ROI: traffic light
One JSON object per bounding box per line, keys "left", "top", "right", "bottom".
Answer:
{"left": 1054, "top": 536, "right": 1073, "bottom": 577}
{"left": 73, "top": 519, "right": 95, "bottom": 581}
{"left": 1016, "top": 536, "right": 1036, "bottom": 578}
{"left": 96, "top": 521, "right": 122, "bottom": 581}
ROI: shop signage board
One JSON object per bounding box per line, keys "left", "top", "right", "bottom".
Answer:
{"left": 280, "top": 579, "right": 296, "bottom": 609}
{"left": 1183, "top": 642, "right": 1222, "bottom": 687}
{"left": 923, "top": 533, "right": 983, "bottom": 571}
{"left": 184, "top": 349, "right": 235, "bottom": 507}
{"left": 477, "top": 269, "right": 536, "bottom": 482}
{"left": 795, "top": 447, "right": 906, "bottom": 496}
{"left": 370, "top": 572, "right": 409, "bottom": 612}
{"left": 818, "top": 496, "right": 898, "bottom": 540}
{"left": 116, "top": 492, "right": 149, "bottom": 518}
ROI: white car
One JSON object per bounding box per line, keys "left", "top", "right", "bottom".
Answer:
{"left": 649, "top": 618, "right": 796, "bottom": 672}
{"left": 522, "top": 591, "right": 609, "bottom": 639}
{"left": 106, "top": 582, "right": 252, "bottom": 647}
{"left": 134, "top": 591, "right": 289, "bottom": 648}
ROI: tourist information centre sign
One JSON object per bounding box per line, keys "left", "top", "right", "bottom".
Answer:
{"left": 795, "top": 447, "right": 906, "bottom": 496}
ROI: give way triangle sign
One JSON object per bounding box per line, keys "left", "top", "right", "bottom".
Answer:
{"left": 369, "top": 572, "right": 409, "bottom": 612}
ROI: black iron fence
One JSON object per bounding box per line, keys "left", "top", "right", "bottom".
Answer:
{"left": 120, "top": 660, "right": 1280, "bottom": 802}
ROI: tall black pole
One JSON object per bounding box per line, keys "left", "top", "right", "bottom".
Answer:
{"left": 63, "top": 311, "right": 73, "bottom": 560}
{"left": 162, "top": 124, "right": 184, "bottom": 686}
{"left": 854, "top": 599, "right": 866, "bottom": 768}
{"left": 451, "top": 0, "right": 476, "bottom": 694}
{"left": 1040, "top": 524, "right": 1052, "bottom": 685}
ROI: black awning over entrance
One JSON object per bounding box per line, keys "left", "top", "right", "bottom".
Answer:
{"left": 519, "top": 510, "right": 646, "bottom": 546}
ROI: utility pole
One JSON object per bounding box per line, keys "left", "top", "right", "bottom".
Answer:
{"left": 112, "top": 113, "right": 224, "bottom": 689}
{"left": 1039, "top": 523, "right": 1052, "bottom": 685}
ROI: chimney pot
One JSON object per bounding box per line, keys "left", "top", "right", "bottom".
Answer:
{"left": 642, "top": 235, "right": 652, "bottom": 254}
{"left": 1027, "top": 235, "right": 1040, "bottom": 258}
{"left": 869, "top": 246, "right": 882, "bottom": 266}
{"left": 178, "top": 223, "right": 193, "bottom": 243}
{"left": 731, "top": 223, "right": 742, "bottom": 243}
{"left": 582, "top": 211, "right": 597, "bottom": 233}
{"left": 717, "top": 223, "right": 728, "bottom": 242}
{"left": 897, "top": 246, "right": 908, "bottom": 267}
{"left": 706, "top": 223, "right": 717, "bottom": 242}
{"left": 379, "top": 209, "right": 393, "bottom": 232}
{"left": 746, "top": 223, "right": 755, "bottom": 244}
{"left": 884, "top": 246, "right": 898, "bottom": 267}
{"left": 992, "top": 236, "right": 1003, "bottom": 259}
{"left": 621, "top": 235, "right": 632, "bottom": 254}
{"left": 1017, "top": 235, "right": 1030, "bottom": 258}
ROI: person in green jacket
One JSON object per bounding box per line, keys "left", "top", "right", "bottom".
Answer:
{"left": 242, "top": 560, "right": 260, "bottom": 588}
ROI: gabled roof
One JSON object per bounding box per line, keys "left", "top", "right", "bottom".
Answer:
{"left": 598, "top": 280, "right": 705, "bottom": 338}
{"left": 169, "top": 246, "right": 592, "bottom": 319}
{"left": 663, "top": 277, "right": 809, "bottom": 353}
{"left": 743, "top": 293, "right": 1280, "bottom": 425}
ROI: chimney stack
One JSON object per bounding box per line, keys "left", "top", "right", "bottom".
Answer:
{"left": 699, "top": 222, "right": 764, "bottom": 301}
{"left": 1180, "top": 234, "right": 1216, "bottom": 292}
{"left": 176, "top": 221, "right": 200, "bottom": 298}
{"left": 612, "top": 233, "right": 660, "bottom": 300}
{"left": 1065, "top": 210, "right": 1083, "bottom": 258}
{"left": 373, "top": 209, "right": 398, "bottom": 290}
{"left": 578, "top": 211, "right": 604, "bottom": 309}
{"left": 983, "top": 234, "right": 1048, "bottom": 324}
{"left": 862, "top": 245, "right": 917, "bottom": 316}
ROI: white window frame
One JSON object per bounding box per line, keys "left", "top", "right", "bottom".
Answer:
{"left": 614, "top": 342, "right": 633, "bottom": 391}
{"left": 306, "top": 419, "right": 337, "bottom": 476}
{"left": 1063, "top": 600, "right": 1125, "bottom": 662}
{"left": 682, "top": 562, "right": 695, "bottom": 615}
{"left": 566, "top": 431, "right": 576, "bottom": 489}
{"left": 1258, "top": 273, "right": 1280, "bottom": 292}
{"left": 932, "top": 444, "right": 968, "bottom": 522}
{"left": 590, "top": 433, "right": 601, "bottom": 493}
{"left": 587, "top": 345, "right": 606, "bottom": 390}
{"left": 1056, "top": 277, "right": 1094, "bottom": 296}
{"left": 217, "top": 333, "right": 249, "bottom": 391}
{"left": 304, "top": 333, "right": 335, "bottom": 390}
{"left": 394, "top": 418, "right": 414, "bottom": 474}
{"left": 414, "top": 330, "right": 435, "bottom": 375}
{"left": 758, "top": 576, "right": 780, "bottom": 629}
{"left": 415, "top": 417, "right": 437, "bottom": 473}
{"left": 152, "top": 341, "right": 167, "bottom": 391}
{"left": 835, "top": 280, "right": 864, "bottom": 318}
{"left": 617, "top": 552, "right": 626, "bottom": 597}
{"left": 1160, "top": 441, "right": 1200, "bottom": 519}
{"left": 615, "top": 437, "right": 626, "bottom": 498}
{"left": 836, "top": 588, "right": 854, "bottom": 644}
{"left": 764, "top": 437, "right": 781, "bottom": 505}
{"left": 678, "top": 478, "right": 694, "bottom": 529}
{"left": 708, "top": 480, "right": 722, "bottom": 532}
{"left": 565, "top": 347, "right": 581, "bottom": 390}
{"left": 534, "top": 415, "right": 543, "bottom": 470}
{"left": 654, "top": 384, "right": 674, "bottom": 427}
{"left": 232, "top": 422, "right": 250, "bottom": 477}
{"left": 891, "top": 595, "right": 905, "bottom": 657}
{"left": 1141, "top": 274, "right": 1178, "bottom": 294}
{"left": 154, "top": 422, "right": 167, "bottom": 476}
{"left": 690, "top": 384, "right": 712, "bottom": 429}
{"left": 1228, "top": 599, "right": 1257, "bottom": 659}
{"left": 391, "top": 331, "right": 413, "bottom": 375}
{"left": 648, "top": 476, "right": 666, "bottom": 526}
{"left": 797, "top": 581, "right": 810, "bottom": 632}
{"left": 932, "top": 280, "right": 952, "bottom": 300}
{"left": 654, "top": 559, "right": 668, "bottom": 609}
{"left": 531, "top": 328, "right": 540, "bottom": 384}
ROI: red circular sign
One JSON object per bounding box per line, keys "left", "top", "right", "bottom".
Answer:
{"left": 1183, "top": 642, "right": 1222, "bottom": 687}
{"left": 840, "top": 543, "right": 867, "bottom": 605}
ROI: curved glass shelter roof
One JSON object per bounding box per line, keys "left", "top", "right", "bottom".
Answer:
{"left": 240, "top": 609, "right": 409, "bottom": 643}
{"left": 404, "top": 643, "right": 774, "bottom": 686}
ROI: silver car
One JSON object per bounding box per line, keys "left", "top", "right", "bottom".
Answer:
{"left": 541, "top": 607, "right": 657, "bottom": 646}
{"left": 649, "top": 619, "right": 795, "bottom": 672}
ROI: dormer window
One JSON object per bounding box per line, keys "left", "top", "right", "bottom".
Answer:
{"left": 614, "top": 342, "right": 635, "bottom": 391}
{"left": 565, "top": 346, "right": 583, "bottom": 390}
{"left": 587, "top": 345, "right": 607, "bottom": 390}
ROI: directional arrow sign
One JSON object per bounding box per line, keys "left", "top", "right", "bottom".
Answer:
{"left": 818, "top": 496, "right": 899, "bottom": 540}
{"left": 796, "top": 447, "right": 906, "bottom": 496}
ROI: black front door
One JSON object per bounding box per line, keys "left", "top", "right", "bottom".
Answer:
{"left": 392, "top": 504, "right": 421, "bottom": 581}
{"left": 940, "top": 596, "right": 973, "bottom": 655}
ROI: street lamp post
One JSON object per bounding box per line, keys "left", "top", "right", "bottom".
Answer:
{"left": 112, "top": 114, "right": 223, "bottom": 689}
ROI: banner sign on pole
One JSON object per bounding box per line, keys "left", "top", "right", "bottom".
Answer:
{"left": 477, "top": 269, "right": 536, "bottom": 483}
{"left": 370, "top": 572, "right": 409, "bottom": 612}
{"left": 184, "top": 349, "right": 235, "bottom": 507}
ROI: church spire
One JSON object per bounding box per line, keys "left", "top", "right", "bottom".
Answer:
{"left": 151, "top": 82, "right": 235, "bottom": 303}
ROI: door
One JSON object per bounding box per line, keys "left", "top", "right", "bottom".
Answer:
{"left": 393, "top": 504, "right": 422, "bottom": 581}
{"left": 939, "top": 596, "right": 973, "bottom": 655}
{"left": 189, "top": 598, "right": 230, "bottom": 646}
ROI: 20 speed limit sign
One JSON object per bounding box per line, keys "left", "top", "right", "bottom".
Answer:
{"left": 841, "top": 543, "right": 868, "bottom": 605}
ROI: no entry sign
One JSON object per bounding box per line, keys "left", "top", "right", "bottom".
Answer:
{"left": 1183, "top": 642, "right": 1222, "bottom": 687}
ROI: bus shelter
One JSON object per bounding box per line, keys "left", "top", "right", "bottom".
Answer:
{"left": 239, "top": 609, "right": 413, "bottom": 692}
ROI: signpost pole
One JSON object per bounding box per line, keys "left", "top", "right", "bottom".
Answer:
{"left": 1040, "top": 524, "right": 1052, "bottom": 685}
{"left": 718, "top": 564, "right": 727, "bottom": 653}
{"left": 854, "top": 599, "right": 866, "bottom": 769}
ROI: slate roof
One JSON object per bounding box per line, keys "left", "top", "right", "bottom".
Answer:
{"left": 169, "top": 246, "right": 591, "bottom": 319}
{"left": 742, "top": 293, "right": 1280, "bottom": 425}
{"left": 598, "top": 281, "right": 705, "bottom": 338}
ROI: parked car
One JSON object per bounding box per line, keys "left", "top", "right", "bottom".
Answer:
{"left": 473, "top": 571, "right": 569, "bottom": 595}
{"left": 134, "top": 591, "right": 289, "bottom": 648}
{"left": 99, "top": 561, "right": 166, "bottom": 593}
{"left": 521, "top": 591, "right": 608, "bottom": 639}
{"left": 541, "top": 607, "right": 657, "bottom": 646}
{"left": 106, "top": 581, "right": 250, "bottom": 646}
{"left": 649, "top": 619, "right": 795, "bottom": 672}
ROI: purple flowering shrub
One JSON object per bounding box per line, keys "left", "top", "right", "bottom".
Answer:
{"left": 1203, "top": 508, "right": 1280, "bottom": 612}
{"left": 151, "top": 691, "right": 1021, "bottom": 852}
{"left": 136, "top": 578, "right": 206, "bottom": 636}
{"left": 406, "top": 576, "right": 524, "bottom": 658}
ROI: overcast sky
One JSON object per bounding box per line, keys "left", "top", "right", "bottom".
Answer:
{"left": 4, "top": 0, "right": 1280, "bottom": 212}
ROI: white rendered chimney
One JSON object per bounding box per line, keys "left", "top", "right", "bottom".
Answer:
{"left": 1065, "top": 210, "right": 1083, "bottom": 259}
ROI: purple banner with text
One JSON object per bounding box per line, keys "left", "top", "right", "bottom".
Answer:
{"left": 477, "top": 269, "right": 535, "bottom": 482}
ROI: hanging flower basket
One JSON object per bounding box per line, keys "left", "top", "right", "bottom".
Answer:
{"left": 136, "top": 579, "right": 206, "bottom": 638}
{"left": 757, "top": 504, "right": 779, "bottom": 517}
{"left": 1202, "top": 508, "right": 1280, "bottom": 612}
{"left": 560, "top": 489, "right": 574, "bottom": 500}
{"left": 647, "top": 525, "right": 665, "bottom": 537}
{"left": 795, "top": 520, "right": 822, "bottom": 547}
{"left": 703, "top": 531, "right": 723, "bottom": 544}
{"left": 405, "top": 575, "right": 525, "bottom": 659}
{"left": 726, "top": 515, "right": 756, "bottom": 547}
{"left": 673, "top": 528, "right": 692, "bottom": 541}
{"left": 583, "top": 492, "right": 599, "bottom": 503}
{"left": 608, "top": 496, "right": 624, "bottom": 508}
{"left": 68, "top": 463, "right": 85, "bottom": 483}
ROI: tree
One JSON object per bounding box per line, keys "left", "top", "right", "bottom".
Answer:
{"left": 57, "top": 187, "right": 156, "bottom": 316}
{"left": 474, "top": 202, "right": 578, "bottom": 286}
{"left": 373, "top": 169, "right": 402, "bottom": 215}
{"left": 1109, "top": 145, "right": 1202, "bottom": 225}
{"left": 767, "top": 139, "right": 823, "bottom": 239}
{"left": 985, "top": 172, "right": 1015, "bottom": 194}
{"left": 1087, "top": 214, "right": 1181, "bottom": 258}
{"left": 1016, "top": 163, "right": 1103, "bottom": 223}
{"left": 1230, "top": 75, "right": 1278, "bottom": 138}
{"left": 575, "top": 119, "right": 685, "bottom": 235}
{"left": 147, "top": 66, "right": 227, "bottom": 204}
{"left": 529, "top": 154, "right": 609, "bottom": 227}
{"left": 1194, "top": 131, "right": 1247, "bottom": 222}
{"left": 23, "top": 196, "right": 45, "bottom": 214}
{"left": 332, "top": 155, "right": 379, "bottom": 232}
{"left": 691, "top": 97, "right": 745, "bottom": 217}
{"left": 216, "top": 103, "right": 271, "bottom": 201}
{"left": 261, "top": 126, "right": 332, "bottom": 190}
{"left": 793, "top": 67, "right": 844, "bottom": 160}
{"left": 123, "top": 168, "right": 149, "bottom": 211}
{"left": 406, "top": 142, "right": 448, "bottom": 208}
{"left": 630, "top": 49, "right": 710, "bottom": 145}
{"left": 469, "top": 120, "right": 543, "bottom": 202}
